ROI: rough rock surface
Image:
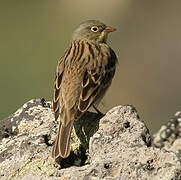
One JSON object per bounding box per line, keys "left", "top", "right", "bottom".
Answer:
{"left": 153, "top": 111, "right": 181, "bottom": 148}
{"left": 0, "top": 99, "right": 181, "bottom": 180}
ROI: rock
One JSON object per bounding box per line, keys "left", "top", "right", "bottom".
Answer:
{"left": 0, "top": 99, "right": 57, "bottom": 179}
{"left": 0, "top": 99, "right": 181, "bottom": 179}
{"left": 58, "top": 105, "right": 181, "bottom": 179}
{"left": 153, "top": 111, "right": 181, "bottom": 158}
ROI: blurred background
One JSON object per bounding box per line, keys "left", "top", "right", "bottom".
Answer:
{"left": 0, "top": 0, "right": 181, "bottom": 133}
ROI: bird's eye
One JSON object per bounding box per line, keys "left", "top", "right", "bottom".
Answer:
{"left": 91, "top": 26, "right": 99, "bottom": 32}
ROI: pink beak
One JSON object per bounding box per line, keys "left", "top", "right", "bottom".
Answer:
{"left": 104, "top": 26, "right": 116, "bottom": 33}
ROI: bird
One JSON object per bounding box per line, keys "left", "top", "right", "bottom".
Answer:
{"left": 51, "top": 20, "right": 118, "bottom": 159}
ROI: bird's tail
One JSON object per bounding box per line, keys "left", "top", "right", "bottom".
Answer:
{"left": 51, "top": 120, "right": 74, "bottom": 159}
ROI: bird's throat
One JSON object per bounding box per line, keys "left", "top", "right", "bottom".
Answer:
{"left": 97, "top": 32, "right": 108, "bottom": 43}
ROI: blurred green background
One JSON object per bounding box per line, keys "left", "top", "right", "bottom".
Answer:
{"left": 0, "top": 0, "right": 181, "bottom": 133}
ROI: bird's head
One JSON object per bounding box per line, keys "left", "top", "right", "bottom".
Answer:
{"left": 72, "top": 20, "right": 116, "bottom": 43}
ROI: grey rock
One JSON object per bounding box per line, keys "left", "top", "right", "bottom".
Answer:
{"left": 0, "top": 99, "right": 181, "bottom": 180}
{"left": 0, "top": 99, "right": 57, "bottom": 179}
{"left": 153, "top": 111, "right": 181, "bottom": 160}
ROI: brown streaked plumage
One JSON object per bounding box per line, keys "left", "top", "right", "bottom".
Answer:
{"left": 51, "top": 20, "right": 118, "bottom": 159}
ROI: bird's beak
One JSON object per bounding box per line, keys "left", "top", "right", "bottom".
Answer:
{"left": 98, "top": 26, "right": 116, "bottom": 43}
{"left": 104, "top": 26, "right": 116, "bottom": 33}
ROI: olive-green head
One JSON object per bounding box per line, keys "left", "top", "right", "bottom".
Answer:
{"left": 72, "top": 20, "right": 116, "bottom": 43}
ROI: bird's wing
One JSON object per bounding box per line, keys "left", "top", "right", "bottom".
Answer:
{"left": 77, "top": 45, "right": 117, "bottom": 117}
{"left": 52, "top": 46, "right": 72, "bottom": 120}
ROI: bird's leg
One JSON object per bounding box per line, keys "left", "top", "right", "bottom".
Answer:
{"left": 93, "top": 105, "right": 105, "bottom": 116}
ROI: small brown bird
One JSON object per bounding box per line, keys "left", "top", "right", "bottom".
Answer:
{"left": 51, "top": 20, "right": 118, "bottom": 159}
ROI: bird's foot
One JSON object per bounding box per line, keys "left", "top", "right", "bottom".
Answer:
{"left": 93, "top": 105, "right": 105, "bottom": 117}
